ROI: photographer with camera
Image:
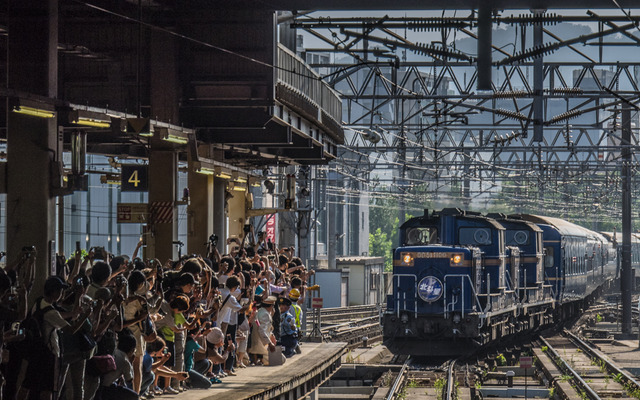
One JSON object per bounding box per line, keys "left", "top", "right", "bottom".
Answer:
{"left": 206, "top": 234, "right": 219, "bottom": 261}
{"left": 1, "top": 247, "right": 36, "bottom": 400}
{"left": 19, "top": 276, "right": 93, "bottom": 400}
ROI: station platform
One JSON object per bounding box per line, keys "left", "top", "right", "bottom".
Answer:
{"left": 178, "top": 342, "right": 347, "bottom": 400}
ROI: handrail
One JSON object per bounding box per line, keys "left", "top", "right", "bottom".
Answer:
{"left": 444, "top": 274, "right": 484, "bottom": 314}
{"left": 276, "top": 44, "right": 342, "bottom": 125}
{"left": 393, "top": 274, "right": 418, "bottom": 318}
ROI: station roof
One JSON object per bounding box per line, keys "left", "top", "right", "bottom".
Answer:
{"left": 226, "top": 0, "right": 634, "bottom": 10}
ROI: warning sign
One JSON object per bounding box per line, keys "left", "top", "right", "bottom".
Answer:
{"left": 312, "top": 298, "right": 323, "bottom": 309}
{"left": 519, "top": 356, "right": 533, "bottom": 369}
{"left": 117, "top": 203, "right": 149, "bottom": 223}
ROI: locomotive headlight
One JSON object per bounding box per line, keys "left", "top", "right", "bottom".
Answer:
{"left": 401, "top": 253, "right": 414, "bottom": 266}
{"left": 451, "top": 254, "right": 463, "bottom": 265}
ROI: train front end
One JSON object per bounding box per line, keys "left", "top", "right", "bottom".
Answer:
{"left": 383, "top": 244, "right": 484, "bottom": 356}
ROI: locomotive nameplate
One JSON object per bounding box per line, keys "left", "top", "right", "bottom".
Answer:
{"left": 418, "top": 276, "right": 443, "bottom": 302}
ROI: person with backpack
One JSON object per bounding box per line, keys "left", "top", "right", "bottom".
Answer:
{"left": 19, "top": 276, "right": 93, "bottom": 400}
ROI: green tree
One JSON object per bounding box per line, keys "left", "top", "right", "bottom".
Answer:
{"left": 369, "top": 228, "right": 393, "bottom": 271}
{"left": 369, "top": 195, "right": 401, "bottom": 247}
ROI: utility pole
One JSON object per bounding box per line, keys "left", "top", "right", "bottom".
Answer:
{"left": 621, "top": 106, "right": 632, "bottom": 335}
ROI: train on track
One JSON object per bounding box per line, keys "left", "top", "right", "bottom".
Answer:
{"left": 382, "top": 208, "right": 637, "bottom": 356}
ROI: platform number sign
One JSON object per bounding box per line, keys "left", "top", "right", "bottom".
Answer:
{"left": 121, "top": 165, "right": 148, "bottom": 192}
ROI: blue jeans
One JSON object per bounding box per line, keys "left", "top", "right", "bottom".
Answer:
{"left": 194, "top": 359, "right": 211, "bottom": 376}
{"left": 97, "top": 385, "right": 138, "bottom": 400}
{"left": 141, "top": 370, "right": 155, "bottom": 395}
{"left": 187, "top": 370, "right": 211, "bottom": 389}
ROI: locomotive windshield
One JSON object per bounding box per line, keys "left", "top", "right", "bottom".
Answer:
{"left": 405, "top": 227, "right": 439, "bottom": 245}
{"left": 459, "top": 227, "right": 492, "bottom": 245}
{"left": 506, "top": 230, "right": 530, "bottom": 246}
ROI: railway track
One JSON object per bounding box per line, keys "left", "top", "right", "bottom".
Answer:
{"left": 306, "top": 304, "right": 383, "bottom": 349}
{"left": 537, "top": 330, "right": 640, "bottom": 400}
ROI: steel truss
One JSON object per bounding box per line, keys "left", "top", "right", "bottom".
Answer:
{"left": 293, "top": 10, "right": 640, "bottom": 215}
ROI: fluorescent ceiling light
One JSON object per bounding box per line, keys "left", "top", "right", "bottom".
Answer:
{"left": 13, "top": 105, "right": 55, "bottom": 118}
{"left": 232, "top": 185, "right": 246, "bottom": 192}
{"left": 235, "top": 176, "right": 247, "bottom": 184}
{"left": 73, "top": 118, "right": 111, "bottom": 128}
{"left": 196, "top": 167, "right": 216, "bottom": 176}
{"left": 69, "top": 110, "right": 111, "bottom": 128}
{"left": 163, "top": 134, "right": 188, "bottom": 144}
{"left": 216, "top": 172, "right": 232, "bottom": 179}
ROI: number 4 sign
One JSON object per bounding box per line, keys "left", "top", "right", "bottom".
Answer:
{"left": 121, "top": 165, "right": 148, "bottom": 192}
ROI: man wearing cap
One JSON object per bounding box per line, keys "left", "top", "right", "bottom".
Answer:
{"left": 278, "top": 297, "right": 298, "bottom": 357}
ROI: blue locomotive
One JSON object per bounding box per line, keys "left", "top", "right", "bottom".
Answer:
{"left": 382, "top": 208, "right": 617, "bottom": 356}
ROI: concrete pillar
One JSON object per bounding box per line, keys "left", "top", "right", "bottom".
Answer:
{"left": 7, "top": 0, "right": 59, "bottom": 294}
{"left": 227, "top": 185, "right": 247, "bottom": 246}
{"left": 187, "top": 168, "right": 214, "bottom": 256}
{"left": 213, "top": 178, "right": 226, "bottom": 253}
{"left": 148, "top": 16, "right": 180, "bottom": 262}
{"left": 148, "top": 151, "right": 178, "bottom": 261}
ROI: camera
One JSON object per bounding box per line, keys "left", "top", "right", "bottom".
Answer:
{"left": 243, "top": 224, "right": 251, "bottom": 233}
{"left": 11, "top": 322, "right": 20, "bottom": 333}
{"left": 209, "top": 234, "right": 218, "bottom": 247}
{"left": 267, "top": 239, "right": 274, "bottom": 251}
{"left": 22, "top": 246, "right": 36, "bottom": 258}
{"left": 92, "top": 246, "right": 105, "bottom": 259}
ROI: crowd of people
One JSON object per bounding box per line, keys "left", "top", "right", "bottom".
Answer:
{"left": 0, "top": 229, "right": 318, "bottom": 400}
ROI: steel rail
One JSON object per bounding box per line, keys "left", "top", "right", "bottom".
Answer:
{"left": 564, "top": 329, "right": 640, "bottom": 394}
{"left": 445, "top": 359, "right": 458, "bottom": 400}
{"left": 385, "top": 357, "right": 411, "bottom": 400}
{"left": 539, "top": 336, "right": 602, "bottom": 400}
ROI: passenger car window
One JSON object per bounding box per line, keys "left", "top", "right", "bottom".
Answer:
{"left": 544, "top": 246, "right": 554, "bottom": 268}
